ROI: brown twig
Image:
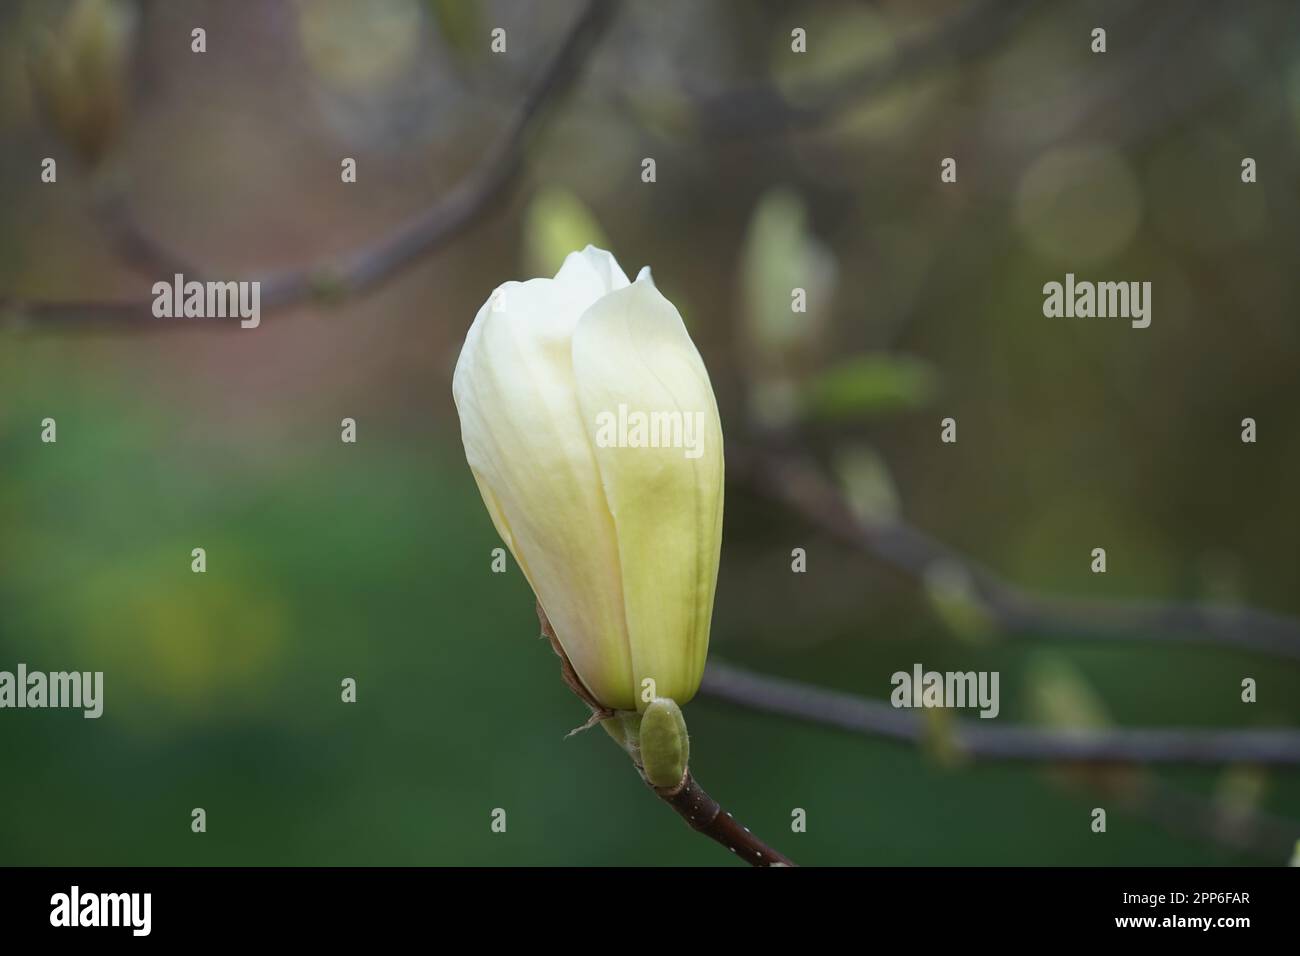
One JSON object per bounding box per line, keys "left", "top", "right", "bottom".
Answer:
{"left": 3, "top": 0, "right": 618, "bottom": 331}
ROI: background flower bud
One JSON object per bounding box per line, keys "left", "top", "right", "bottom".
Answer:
{"left": 453, "top": 247, "right": 724, "bottom": 713}
{"left": 29, "top": 0, "right": 134, "bottom": 168}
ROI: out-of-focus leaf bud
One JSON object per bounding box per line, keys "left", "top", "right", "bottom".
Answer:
{"left": 1213, "top": 767, "right": 1267, "bottom": 835}
{"left": 920, "top": 707, "right": 964, "bottom": 769}
{"left": 801, "top": 353, "right": 938, "bottom": 422}
{"left": 923, "top": 560, "right": 995, "bottom": 645}
{"left": 30, "top": 0, "right": 134, "bottom": 168}
{"left": 739, "top": 189, "right": 837, "bottom": 429}
{"left": 426, "top": 0, "right": 483, "bottom": 58}
{"left": 1027, "top": 652, "right": 1137, "bottom": 793}
{"left": 834, "top": 444, "right": 900, "bottom": 526}
{"left": 523, "top": 187, "right": 610, "bottom": 281}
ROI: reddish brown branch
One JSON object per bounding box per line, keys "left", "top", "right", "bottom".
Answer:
{"left": 655, "top": 772, "right": 796, "bottom": 867}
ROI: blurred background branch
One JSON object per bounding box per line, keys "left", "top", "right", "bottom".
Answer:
{"left": 703, "top": 660, "right": 1300, "bottom": 766}
{"left": 5, "top": 0, "right": 1277, "bottom": 326}
{"left": 689, "top": 0, "right": 1036, "bottom": 138}
{"left": 732, "top": 444, "right": 1300, "bottom": 663}
{"left": 2, "top": 0, "right": 616, "bottom": 329}
{"left": 701, "top": 659, "right": 1300, "bottom": 860}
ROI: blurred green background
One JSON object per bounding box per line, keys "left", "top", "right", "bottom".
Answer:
{"left": 1, "top": 0, "right": 1298, "bottom": 865}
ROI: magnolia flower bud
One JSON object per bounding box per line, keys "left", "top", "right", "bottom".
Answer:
{"left": 453, "top": 246, "right": 724, "bottom": 713}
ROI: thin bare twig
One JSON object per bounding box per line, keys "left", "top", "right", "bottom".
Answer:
{"left": 733, "top": 445, "right": 1300, "bottom": 663}
{"left": 3, "top": 0, "right": 618, "bottom": 331}
{"left": 701, "top": 659, "right": 1300, "bottom": 766}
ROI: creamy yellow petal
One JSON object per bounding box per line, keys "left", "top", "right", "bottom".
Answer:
{"left": 570, "top": 276, "right": 724, "bottom": 708}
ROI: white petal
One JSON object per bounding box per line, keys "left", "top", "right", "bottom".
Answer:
{"left": 453, "top": 275, "right": 636, "bottom": 709}
{"left": 553, "top": 246, "right": 631, "bottom": 304}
